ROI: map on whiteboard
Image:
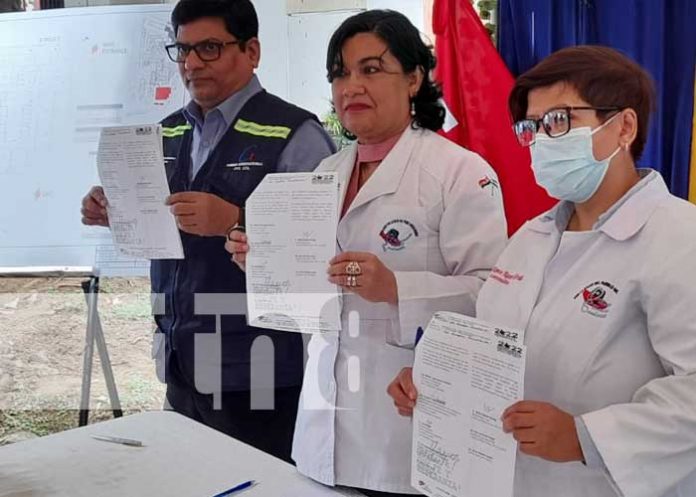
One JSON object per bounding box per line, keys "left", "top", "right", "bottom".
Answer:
{"left": 0, "top": 5, "right": 185, "bottom": 275}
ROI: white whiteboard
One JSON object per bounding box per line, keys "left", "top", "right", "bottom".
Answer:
{"left": 0, "top": 5, "right": 186, "bottom": 274}
{"left": 0, "top": 1, "right": 425, "bottom": 275}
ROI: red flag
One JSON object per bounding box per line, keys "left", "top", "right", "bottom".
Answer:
{"left": 433, "top": 0, "right": 556, "bottom": 235}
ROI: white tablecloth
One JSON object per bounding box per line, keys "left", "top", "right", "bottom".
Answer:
{"left": 0, "top": 410, "right": 354, "bottom": 497}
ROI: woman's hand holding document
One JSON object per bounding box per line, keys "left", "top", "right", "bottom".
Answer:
{"left": 410, "top": 312, "right": 526, "bottom": 497}
{"left": 96, "top": 125, "right": 183, "bottom": 259}
{"left": 244, "top": 172, "right": 341, "bottom": 334}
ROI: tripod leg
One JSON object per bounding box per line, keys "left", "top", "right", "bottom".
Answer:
{"left": 92, "top": 308, "right": 123, "bottom": 418}
{"left": 79, "top": 277, "right": 98, "bottom": 426}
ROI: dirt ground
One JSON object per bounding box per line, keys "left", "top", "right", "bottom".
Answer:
{"left": 0, "top": 277, "right": 165, "bottom": 443}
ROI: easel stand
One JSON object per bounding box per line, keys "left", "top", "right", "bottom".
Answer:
{"left": 0, "top": 266, "right": 122, "bottom": 426}
{"left": 79, "top": 273, "right": 123, "bottom": 425}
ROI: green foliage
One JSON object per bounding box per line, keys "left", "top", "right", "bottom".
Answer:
{"left": 322, "top": 109, "right": 354, "bottom": 151}
{"left": 475, "top": 0, "right": 498, "bottom": 45}
{"left": 0, "top": 384, "right": 159, "bottom": 441}
{"left": 0, "top": 409, "right": 76, "bottom": 438}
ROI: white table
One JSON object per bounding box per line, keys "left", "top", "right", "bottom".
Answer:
{"left": 0, "top": 411, "right": 356, "bottom": 497}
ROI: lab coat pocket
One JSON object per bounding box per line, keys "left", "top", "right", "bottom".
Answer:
{"left": 343, "top": 318, "right": 415, "bottom": 399}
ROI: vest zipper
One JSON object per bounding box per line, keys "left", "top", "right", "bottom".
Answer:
{"left": 169, "top": 139, "right": 195, "bottom": 351}
{"left": 169, "top": 259, "right": 182, "bottom": 350}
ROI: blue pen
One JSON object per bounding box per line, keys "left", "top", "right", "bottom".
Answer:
{"left": 212, "top": 480, "right": 256, "bottom": 497}
{"left": 415, "top": 326, "right": 425, "bottom": 346}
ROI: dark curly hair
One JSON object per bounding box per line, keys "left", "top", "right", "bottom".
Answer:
{"left": 326, "top": 9, "right": 445, "bottom": 132}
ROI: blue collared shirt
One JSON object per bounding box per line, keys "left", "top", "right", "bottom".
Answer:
{"left": 182, "top": 75, "right": 335, "bottom": 180}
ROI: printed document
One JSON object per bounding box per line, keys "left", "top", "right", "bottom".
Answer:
{"left": 96, "top": 125, "right": 183, "bottom": 259}
{"left": 245, "top": 172, "right": 341, "bottom": 333}
{"left": 412, "top": 312, "right": 525, "bottom": 497}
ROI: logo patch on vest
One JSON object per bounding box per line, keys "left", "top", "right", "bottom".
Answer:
{"left": 379, "top": 219, "right": 418, "bottom": 252}
{"left": 574, "top": 281, "right": 619, "bottom": 318}
{"left": 226, "top": 145, "right": 264, "bottom": 171}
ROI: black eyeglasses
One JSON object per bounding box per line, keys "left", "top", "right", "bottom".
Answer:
{"left": 513, "top": 106, "right": 622, "bottom": 147}
{"left": 165, "top": 39, "right": 240, "bottom": 63}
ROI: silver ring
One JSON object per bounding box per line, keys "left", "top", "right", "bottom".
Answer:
{"left": 347, "top": 275, "right": 357, "bottom": 287}
{"left": 346, "top": 261, "right": 362, "bottom": 276}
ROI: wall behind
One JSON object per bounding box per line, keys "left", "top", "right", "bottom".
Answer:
{"left": 286, "top": 0, "right": 425, "bottom": 119}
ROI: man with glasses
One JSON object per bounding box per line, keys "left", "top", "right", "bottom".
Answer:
{"left": 81, "top": 0, "right": 335, "bottom": 462}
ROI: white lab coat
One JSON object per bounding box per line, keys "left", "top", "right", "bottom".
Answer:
{"left": 476, "top": 170, "right": 696, "bottom": 497}
{"left": 292, "top": 126, "right": 507, "bottom": 493}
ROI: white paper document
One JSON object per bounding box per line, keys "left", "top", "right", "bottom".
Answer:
{"left": 245, "top": 172, "right": 341, "bottom": 333}
{"left": 96, "top": 125, "right": 183, "bottom": 260}
{"left": 411, "top": 312, "right": 526, "bottom": 497}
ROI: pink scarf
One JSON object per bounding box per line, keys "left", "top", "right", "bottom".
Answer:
{"left": 341, "top": 133, "right": 402, "bottom": 218}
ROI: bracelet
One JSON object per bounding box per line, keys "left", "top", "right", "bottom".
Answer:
{"left": 225, "top": 207, "right": 245, "bottom": 239}
{"left": 226, "top": 223, "right": 245, "bottom": 240}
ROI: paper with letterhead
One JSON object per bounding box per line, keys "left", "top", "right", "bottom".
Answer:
{"left": 411, "top": 312, "right": 525, "bottom": 497}
{"left": 96, "top": 124, "right": 183, "bottom": 260}
{"left": 245, "top": 172, "right": 341, "bottom": 333}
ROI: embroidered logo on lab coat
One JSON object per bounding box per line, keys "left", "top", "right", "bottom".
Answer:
{"left": 574, "top": 281, "right": 619, "bottom": 318}
{"left": 226, "top": 145, "right": 264, "bottom": 170}
{"left": 478, "top": 175, "right": 499, "bottom": 196}
{"left": 379, "top": 219, "right": 419, "bottom": 251}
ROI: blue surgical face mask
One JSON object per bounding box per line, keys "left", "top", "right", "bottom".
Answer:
{"left": 530, "top": 114, "right": 621, "bottom": 203}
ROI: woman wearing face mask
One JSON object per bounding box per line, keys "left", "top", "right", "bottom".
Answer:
{"left": 226, "top": 9, "right": 507, "bottom": 496}
{"left": 388, "top": 46, "right": 696, "bottom": 497}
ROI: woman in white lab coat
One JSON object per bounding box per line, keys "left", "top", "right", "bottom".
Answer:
{"left": 226, "top": 9, "right": 507, "bottom": 496}
{"left": 388, "top": 46, "right": 696, "bottom": 497}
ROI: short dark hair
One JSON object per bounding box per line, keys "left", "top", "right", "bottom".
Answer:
{"left": 509, "top": 45, "right": 655, "bottom": 161}
{"left": 326, "top": 9, "right": 445, "bottom": 132}
{"left": 171, "top": 0, "right": 259, "bottom": 48}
